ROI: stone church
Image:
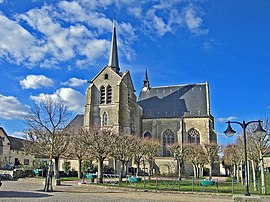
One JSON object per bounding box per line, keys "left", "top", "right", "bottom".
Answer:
{"left": 68, "top": 21, "right": 217, "bottom": 173}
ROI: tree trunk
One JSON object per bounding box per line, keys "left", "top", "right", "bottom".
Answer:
{"left": 54, "top": 156, "right": 60, "bottom": 185}
{"left": 148, "top": 158, "right": 154, "bottom": 180}
{"left": 177, "top": 159, "right": 181, "bottom": 180}
{"left": 114, "top": 158, "right": 117, "bottom": 174}
{"left": 209, "top": 163, "right": 213, "bottom": 180}
{"left": 44, "top": 143, "right": 54, "bottom": 192}
{"left": 124, "top": 161, "right": 129, "bottom": 176}
{"left": 236, "top": 164, "right": 240, "bottom": 182}
{"left": 247, "top": 160, "right": 250, "bottom": 182}
{"left": 97, "top": 158, "right": 103, "bottom": 183}
{"left": 119, "top": 160, "right": 125, "bottom": 182}
{"left": 251, "top": 160, "right": 257, "bottom": 191}
{"left": 260, "top": 157, "right": 266, "bottom": 194}
{"left": 193, "top": 164, "right": 197, "bottom": 179}
{"left": 136, "top": 161, "right": 140, "bottom": 177}
{"left": 78, "top": 158, "right": 82, "bottom": 179}
{"left": 200, "top": 166, "right": 204, "bottom": 178}
{"left": 233, "top": 164, "right": 236, "bottom": 179}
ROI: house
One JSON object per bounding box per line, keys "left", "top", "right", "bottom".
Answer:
{"left": 0, "top": 127, "right": 35, "bottom": 168}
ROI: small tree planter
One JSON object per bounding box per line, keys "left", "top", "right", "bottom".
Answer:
{"left": 128, "top": 176, "right": 142, "bottom": 183}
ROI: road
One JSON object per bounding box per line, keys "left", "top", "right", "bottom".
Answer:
{"left": 0, "top": 178, "right": 234, "bottom": 202}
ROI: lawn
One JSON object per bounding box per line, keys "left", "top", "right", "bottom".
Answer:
{"left": 55, "top": 173, "right": 270, "bottom": 195}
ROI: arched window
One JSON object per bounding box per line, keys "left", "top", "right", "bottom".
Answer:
{"left": 100, "top": 86, "right": 105, "bottom": 104}
{"left": 162, "top": 129, "right": 174, "bottom": 157}
{"left": 107, "top": 85, "right": 112, "bottom": 104}
{"left": 188, "top": 128, "right": 200, "bottom": 144}
{"left": 102, "top": 112, "right": 108, "bottom": 126}
{"left": 104, "top": 74, "right": 109, "bottom": 79}
{"left": 144, "top": 131, "right": 152, "bottom": 138}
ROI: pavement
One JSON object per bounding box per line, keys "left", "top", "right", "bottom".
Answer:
{"left": 0, "top": 178, "right": 235, "bottom": 202}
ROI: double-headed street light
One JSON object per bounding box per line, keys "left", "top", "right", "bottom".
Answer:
{"left": 224, "top": 120, "right": 266, "bottom": 196}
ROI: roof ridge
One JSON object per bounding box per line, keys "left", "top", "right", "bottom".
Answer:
{"left": 150, "top": 82, "right": 207, "bottom": 89}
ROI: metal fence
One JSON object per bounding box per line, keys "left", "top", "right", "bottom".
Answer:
{"left": 82, "top": 174, "right": 268, "bottom": 195}
{"left": 123, "top": 176, "right": 266, "bottom": 195}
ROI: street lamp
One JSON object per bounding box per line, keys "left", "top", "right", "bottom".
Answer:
{"left": 224, "top": 120, "right": 266, "bottom": 196}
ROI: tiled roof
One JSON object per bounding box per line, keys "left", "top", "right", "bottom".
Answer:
{"left": 137, "top": 83, "right": 208, "bottom": 119}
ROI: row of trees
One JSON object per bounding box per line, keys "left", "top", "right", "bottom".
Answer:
{"left": 168, "top": 143, "right": 221, "bottom": 180}
{"left": 223, "top": 120, "right": 269, "bottom": 194}
{"left": 24, "top": 98, "right": 221, "bottom": 192}
{"left": 23, "top": 98, "right": 162, "bottom": 191}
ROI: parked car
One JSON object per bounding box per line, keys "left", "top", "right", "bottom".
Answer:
{"left": 0, "top": 174, "right": 4, "bottom": 187}
{"left": 5, "top": 163, "right": 21, "bottom": 170}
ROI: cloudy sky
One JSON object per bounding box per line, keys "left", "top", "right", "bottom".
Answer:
{"left": 0, "top": 0, "right": 269, "bottom": 145}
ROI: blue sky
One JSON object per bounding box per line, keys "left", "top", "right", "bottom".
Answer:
{"left": 0, "top": 0, "right": 269, "bottom": 145}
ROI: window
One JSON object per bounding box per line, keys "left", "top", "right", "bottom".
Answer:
{"left": 100, "top": 86, "right": 105, "bottom": 104}
{"left": 104, "top": 74, "right": 109, "bottom": 79}
{"left": 102, "top": 112, "right": 108, "bottom": 126}
{"left": 162, "top": 129, "right": 174, "bottom": 156}
{"left": 24, "top": 159, "right": 29, "bottom": 165}
{"left": 107, "top": 85, "right": 112, "bottom": 104}
{"left": 188, "top": 128, "right": 200, "bottom": 144}
{"left": 144, "top": 131, "right": 152, "bottom": 138}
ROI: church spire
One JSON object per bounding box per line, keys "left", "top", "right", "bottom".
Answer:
{"left": 108, "top": 20, "right": 120, "bottom": 74}
{"left": 142, "top": 70, "right": 150, "bottom": 91}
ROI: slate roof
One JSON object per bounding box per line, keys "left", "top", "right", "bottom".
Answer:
{"left": 65, "top": 114, "right": 84, "bottom": 130}
{"left": 8, "top": 136, "right": 27, "bottom": 151}
{"left": 137, "top": 83, "right": 208, "bottom": 119}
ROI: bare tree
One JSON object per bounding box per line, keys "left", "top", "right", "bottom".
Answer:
{"left": 185, "top": 144, "right": 206, "bottom": 179}
{"left": 203, "top": 143, "right": 221, "bottom": 180}
{"left": 144, "top": 137, "right": 160, "bottom": 179}
{"left": 132, "top": 136, "right": 148, "bottom": 177}
{"left": 64, "top": 128, "right": 89, "bottom": 179}
{"left": 112, "top": 132, "right": 135, "bottom": 181}
{"left": 24, "top": 98, "right": 70, "bottom": 192}
{"left": 83, "top": 126, "right": 115, "bottom": 183}
{"left": 223, "top": 143, "right": 243, "bottom": 182}
{"left": 167, "top": 143, "right": 187, "bottom": 180}
{"left": 245, "top": 120, "right": 270, "bottom": 194}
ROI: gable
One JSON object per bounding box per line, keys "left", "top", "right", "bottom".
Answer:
{"left": 90, "top": 65, "right": 122, "bottom": 85}
{"left": 0, "top": 127, "right": 11, "bottom": 145}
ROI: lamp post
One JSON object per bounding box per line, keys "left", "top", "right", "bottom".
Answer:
{"left": 224, "top": 120, "right": 266, "bottom": 196}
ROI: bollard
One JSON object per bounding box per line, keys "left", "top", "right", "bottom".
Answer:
{"left": 156, "top": 177, "right": 158, "bottom": 191}
{"left": 232, "top": 178, "right": 234, "bottom": 194}
{"left": 143, "top": 175, "right": 146, "bottom": 189}
{"left": 216, "top": 179, "right": 218, "bottom": 193}
{"left": 192, "top": 178, "right": 194, "bottom": 192}
{"left": 178, "top": 177, "right": 180, "bottom": 191}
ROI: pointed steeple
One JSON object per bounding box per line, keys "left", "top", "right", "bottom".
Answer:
{"left": 108, "top": 20, "right": 120, "bottom": 74}
{"left": 142, "top": 70, "right": 150, "bottom": 91}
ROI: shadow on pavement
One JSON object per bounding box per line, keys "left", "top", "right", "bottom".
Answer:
{"left": 0, "top": 191, "right": 52, "bottom": 198}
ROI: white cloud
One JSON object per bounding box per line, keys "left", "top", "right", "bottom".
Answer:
{"left": 61, "top": 77, "right": 87, "bottom": 87}
{"left": 217, "top": 116, "right": 238, "bottom": 123}
{"left": 184, "top": 5, "right": 208, "bottom": 35}
{"left": 0, "top": 1, "right": 208, "bottom": 68}
{"left": 0, "top": 14, "right": 41, "bottom": 65}
{"left": 9, "top": 131, "right": 26, "bottom": 139}
{"left": 0, "top": 94, "right": 30, "bottom": 120}
{"left": 30, "top": 88, "right": 85, "bottom": 113}
{"left": 0, "top": 0, "right": 6, "bottom": 4}
{"left": 20, "top": 75, "right": 54, "bottom": 89}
